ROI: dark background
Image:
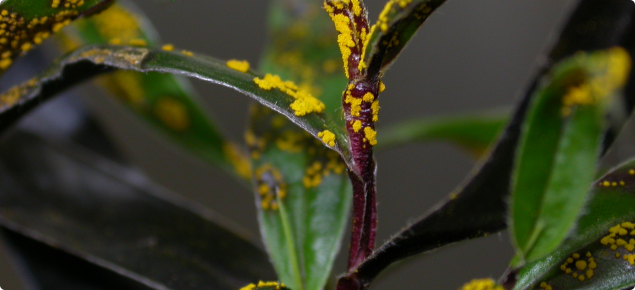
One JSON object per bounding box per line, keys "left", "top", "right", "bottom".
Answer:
{"left": 2, "top": 0, "right": 635, "bottom": 289}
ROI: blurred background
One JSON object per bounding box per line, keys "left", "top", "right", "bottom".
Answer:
{"left": 2, "top": 0, "right": 635, "bottom": 289}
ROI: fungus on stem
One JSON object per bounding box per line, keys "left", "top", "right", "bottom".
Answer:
{"left": 324, "top": 0, "right": 383, "bottom": 285}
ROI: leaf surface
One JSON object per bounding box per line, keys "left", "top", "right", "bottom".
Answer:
{"left": 248, "top": 1, "right": 352, "bottom": 290}
{"left": 361, "top": 0, "right": 449, "bottom": 75}
{"left": 0, "top": 0, "right": 114, "bottom": 74}
{"left": 58, "top": 2, "right": 250, "bottom": 180}
{"left": 509, "top": 47, "right": 629, "bottom": 265}
{"left": 340, "top": 0, "right": 635, "bottom": 288}
{"left": 0, "top": 131, "right": 277, "bottom": 290}
{"left": 376, "top": 109, "right": 508, "bottom": 156}
{"left": 512, "top": 158, "right": 635, "bottom": 290}
{"left": 0, "top": 44, "right": 353, "bottom": 170}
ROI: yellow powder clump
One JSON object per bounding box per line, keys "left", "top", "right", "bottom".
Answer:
{"left": 362, "top": 92, "right": 375, "bottom": 102}
{"left": 181, "top": 50, "right": 193, "bottom": 56}
{"left": 562, "top": 47, "right": 632, "bottom": 116}
{"left": 162, "top": 44, "right": 174, "bottom": 51}
{"left": 223, "top": 143, "right": 251, "bottom": 180}
{"left": 318, "top": 130, "right": 336, "bottom": 147}
{"left": 460, "top": 278, "right": 504, "bottom": 290}
{"left": 128, "top": 38, "right": 147, "bottom": 46}
{"left": 226, "top": 59, "right": 250, "bottom": 72}
{"left": 379, "top": 81, "right": 386, "bottom": 93}
{"left": 352, "top": 120, "right": 362, "bottom": 132}
{"left": 364, "top": 127, "right": 377, "bottom": 146}
{"left": 154, "top": 98, "right": 190, "bottom": 131}
{"left": 253, "top": 74, "right": 325, "bottom": 116}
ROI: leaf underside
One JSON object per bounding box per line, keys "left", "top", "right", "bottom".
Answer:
{"left": 249, "top": 1, "right": 352, "bottom": 290}
{"left": 0, "top": 44, "right": 353, "bottom": 171}
{"left": 0, "top": 130, "right": 277, "bottom": 290}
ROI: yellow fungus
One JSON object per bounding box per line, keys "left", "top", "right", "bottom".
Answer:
{"left": 460, "top": 278, "right": 503, "bottom": 290}
{"left": 226, "top": 59, "right": 251, "bottom": 72}
{"left": 352, "top": 120, "right": 362, "bottom": 132}
{"left": 575, "top": 260, "right": 587, "bottom": 270}
{"left": 128, "top": 38, "right": 147, "bottom": 46}
{"left": 109, "top": 38, "right": 122, "bottom": 45}
{"left": 364, "top": 127, "right": 377, "bottom": 146}
{"left": 572, "top": 253, "right": 580, "bottom": 259}
{"left": 253, "top": 74, "right": 325, "bottom": 116}
{"left": 154, "top": 98, "right": 190, "bottom": 131}
{"left": 630, "top": 169, "right": 635, "bottom": 175}
{"left": 181, "top": 50, "right": 193, "bottom": 56}
{"left": 162, "top": 44, "right": 174, "bottom": 51}
{"left": 379, "top": 81, "right": 386, "bottom": 93}
{"left": 539, "top": 282, "right": 553, "bottom": 290}
{"left": 561, "top": 47, "right": 632, "bottom": 116}
{"left": 624, "top": 254, "right": 635, "bottom": 265}
{"left": 223, "top": 143, "right": 252, "bottom": 179}
{"left": 362, "top": 92, "right": 375, "bottom": 102}
{"left": 318, "top": 130, "right": 336, "bottom": 147}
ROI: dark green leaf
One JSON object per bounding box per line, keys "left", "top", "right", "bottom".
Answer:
{"left": 0, "top": 0, "right": 114, "bottom": 74}
{"left": 0, "top": 131, "right": 277, "bottom": 290}
{"left": 512, "top": 158, "right": 635, "bottom": 290}
{"left": 510, "top": 47, "right": 630, "bottom": 266}
{"left": 248, "top": 1, "right": 352, "bottom": 290}
{"left": 376, "top": 109, "right": 509, "bottom": 156}
{"left": 339, "top": 0, "right": 635, "bottom": 288}
{"left": 58, "top": 2, "right": 250, "bottom": 181}
{"left": 0, "top": 44, "right": 353, "bottom": 170}
{"left": 361, "top": 0, "right": 449, "bottom": 76}
{"left": 3, "top": 230, "right": 154, "bottom": 290}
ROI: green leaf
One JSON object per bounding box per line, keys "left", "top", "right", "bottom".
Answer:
{"left": 510, "top": 47, "right": 631, "bottom": 266}
{"left": 0, "top": 44, "right": 353, "bottom": 170}
{"left": 58, "top": 2, "right": 251, "bottom": 181}
{"left": 361, "top": 0, "right": 449, "bottom": 75}
{"left": 512, "top": 158, "right": 635, "bottom": 290}
{"left": 339, "top": 1, "right": 635, "bottom": 287}
{"left": 376, "top": 109, "right": 509, "bottom": 157}
{"left": 248, "top": 1, "right": 352, "bottom": 290}
{"left": 0, "top": 0, "right": 114, "bottom": 74}
{"left": 0, "top": 131, "right": 277, "bottom": 290}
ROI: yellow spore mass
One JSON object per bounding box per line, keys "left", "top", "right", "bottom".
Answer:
{"left": 223, "top": 143, "right": 252, "bottom": 179}
{"left": 318, "top": 130, "right": 336, "bottom": 147}
{"left": 460, "top": 278, "right": 503, "bottom": 290}
{"left": 562, "top": 47, "right": 632, "bottom": 116}
{"left": 154, "top": 98, "right": 190, "bottom": 131}
{"left": 253, "top": 74, "right": 325, "bottom": 116}
{"left": 226, "top": 59, "right": 250, "bottom": 72}
{"left": 162, "top": 44, "right": 174, "bottom": 51}
{"left": 92, "top": 5, "right": 140, "bottom": 42}
{"left": 364, "top": 127, "right": 377, "bottom": 146}
{"left": 352, "top": 120, "right": 362, "bottom": 132}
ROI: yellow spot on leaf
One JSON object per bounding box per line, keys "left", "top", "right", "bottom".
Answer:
{"left": 162, "top": 44, "right": 174, "bottom": 51}
{"left": 460, "top": 278, "right": 503, "bottom": 290}
{"left": 154, "top": 98, "right": 190, "bottom": 131}
{"left": 318, "top": 130, "right": 336, "bottom": 147}
{"left": 226, "top": 59, "right": 250, "bottom": 72}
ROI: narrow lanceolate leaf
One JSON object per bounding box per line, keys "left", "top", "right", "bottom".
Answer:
{"left": 510, "top": 47, "right": 632, "bottom": 266}
{"left": 0, "top": 131, "right": 277, "bottom": 290}
{"left": 249, "top": 1, "right": 352, "bottom": 290}
{"left": 376, "top": 109, "right": 509, "bottom": 157}
{"left": 512, "top": 158, "right": 635, "bottom": 290}
{"left": 360, "top": 0, "right": 449, "bottom": 76}
{"left": 3, "top": 230, "right": 155, "bottom": 290}
{"left": 0, "top": 0, "right": 114, "bottom": 74}
{"left": 338, "top": 1, "right": 635, "bottom": 289}
{"left": 0, "top": 44, "right": 353, "bottom": 170}
{"left": 59, "top": 3, "right": 250, "bottom": 181}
